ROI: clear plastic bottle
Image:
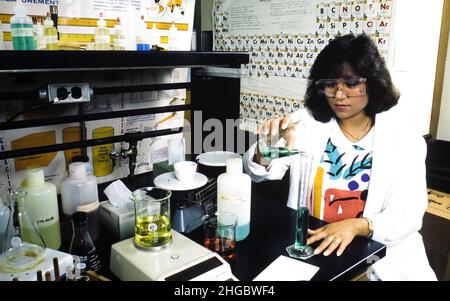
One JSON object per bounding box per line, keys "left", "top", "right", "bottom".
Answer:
{"left": 69, "top": 212, "right": 101, "bottom": 274}
{"left": 150, "top": 22, "right": 159, "bottom": 48}
{"left": 43, "top": 12, "right": 59, "bottom": 50}
{"left": 61, "top": 162, "right": 99, "bottom": 242}
{"left": 136, "top": 15, "right": 150, "bottom": 51}
{"left": 33, "top": 17, "right": 46, "bottom": 50}
{"left": 167, "top": 22, "right": 178, "bottom": 50}
{"left": 18, "top": 168, "right": 61, "bottom": 250}
{"left": 10, "top": 4, "right": 36, "bottom": 50}
{"left": 113, "top": 17, "right": 126, "bottom": 50}
{"left": 217, "top": 157, "right": 252, "bottom": 241}
{"left": 94, "top": 12, "right": 110, "bottom": 50}
{"left": 0, "top": 21, "right": 5, "bottom": 50}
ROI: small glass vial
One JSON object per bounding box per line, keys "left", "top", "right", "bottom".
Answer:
{"left": 69, "top": 212, "right": 101, "bottom": 275}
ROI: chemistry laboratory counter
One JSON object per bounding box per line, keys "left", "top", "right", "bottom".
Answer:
{"left": 94, "top": 173, "right": 386, "bottom": 281}
{"left": 185, "top": 192, "right": 386, "bottom": 281}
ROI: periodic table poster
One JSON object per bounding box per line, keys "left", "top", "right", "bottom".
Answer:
{"left": 212, "top": 0, "right": 394, "bottom": 132}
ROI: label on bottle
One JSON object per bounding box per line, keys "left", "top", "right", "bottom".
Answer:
{"left": 114, "top": 38, "right": 126, "bottom": 49}
{"left": 11, "top": 27, "right": 33, "bottom": 37}
{"left": 77, "top": 199, "right": 100, "bottom": 213}
{"left": 96, "top": 35, "right": 110, "bottom": 43}
{"left": 45, "top": 35, "right": 58, "bottom": 43}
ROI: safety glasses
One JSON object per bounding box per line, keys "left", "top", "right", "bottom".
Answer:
{"left": 315, "top": 77, "right": 367, "bottom": 97}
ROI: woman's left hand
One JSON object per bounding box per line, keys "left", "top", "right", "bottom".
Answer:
{"left": 307, "top": 218, "right": 368, "bottom": 257}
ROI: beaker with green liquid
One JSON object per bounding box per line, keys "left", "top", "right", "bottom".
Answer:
{"left": 131, "top": 187, "right": 172, "bottom": 251}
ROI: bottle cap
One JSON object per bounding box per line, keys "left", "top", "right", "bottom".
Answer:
{"left": 44, "top": 12, "right": 53, "bottom": 26}
{"left": 14, "top": 5, "right": 27, "bottom": 15}
{"left": 69, "top": 162, "right": 87, "bottom": 180}
{"left": 24, "top": 168, "right": 45, "bottom": 186}
{"left": 72, "top": 211, "right": 88, "bottom": 226}
{"left": 98, "top": 12, "right": 106, "bottom": 26}
{"left": 226, "top": 158, "right": 243, "bottom": 174}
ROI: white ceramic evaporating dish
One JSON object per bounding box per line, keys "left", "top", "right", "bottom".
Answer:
{"left": 153, "top": 172, "right": 208, "bottom": 191}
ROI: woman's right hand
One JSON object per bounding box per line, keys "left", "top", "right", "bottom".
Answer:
{"left": 256, "top": 116, "right": 297, "bottom": 149}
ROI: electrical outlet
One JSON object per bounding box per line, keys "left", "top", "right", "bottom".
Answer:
{"left": 47, "top": 83, "right": 92, "bottom": 104}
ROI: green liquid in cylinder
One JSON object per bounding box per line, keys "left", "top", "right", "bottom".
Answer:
{"left": 134, "top": 214, "right": 172, "bottom": 249}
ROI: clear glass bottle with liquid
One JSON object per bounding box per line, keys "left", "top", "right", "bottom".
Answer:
{"left": 258, "top": 131, "right": 300, "bottom": 160}
{"left": 257, "top": 118, "right": 303, "bottom": 160}
{"left": 113, "top": 17, "right": 126, "bottom": 50}
{"left": 0, "top": 191, "right": 46, "bottom": 273}
{"left": 69, "top": 212, "right": 101, "bottom": 274}
{"left": 95, "top": 12, "right": 110, "bottom": 50}
{"left": 10, "top": 4, "right": 36, "bottom": 50}
{"left": 43, "top": 12, "right": 58, "bottom": 50}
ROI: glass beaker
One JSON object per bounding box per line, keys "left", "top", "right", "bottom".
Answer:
{"left": 131, "top": 187, "right": 172, "bottom": 251}
{"left": 202, "top": 211, "right": 238, "bottom": 261}
{"left": 0, "top": 191, "right": 46, "bottom": 273}
{"left": 286, "top": 151, "right": 314, "bottom": 260}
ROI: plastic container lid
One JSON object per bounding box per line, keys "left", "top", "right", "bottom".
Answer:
{"left": 24, "top": 168, "right": 45, "bottom": 186}
{"left": 14, "top": 5, "right": 27, "bottom": 15}
{"left": 226, "top": 158, "right": 243, "bottom": 174}
{"left": 69, "top": 162, "right": 87, "bottom": 180}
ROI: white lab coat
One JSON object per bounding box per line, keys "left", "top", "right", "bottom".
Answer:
{"left": 243, "top": 105, "right": 437, "bottom": 280}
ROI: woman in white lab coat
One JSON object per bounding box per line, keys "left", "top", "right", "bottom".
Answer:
{"left": 243, "top": 34, "right": 436, "bottom": 280}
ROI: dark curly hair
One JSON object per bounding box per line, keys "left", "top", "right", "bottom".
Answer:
{"left": 304, "top": 34, "right": 399, "bottom": 122}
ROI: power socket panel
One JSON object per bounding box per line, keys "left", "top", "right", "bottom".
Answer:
{"left": 48, "top": 83, "right": 92, "bottom": 104}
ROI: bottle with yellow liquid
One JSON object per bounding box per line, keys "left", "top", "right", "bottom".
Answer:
{"left": 18, "top": 168, "right": 61, "bottom": 250}
{"left": 95, "top": 12, "right": 110, "bottom": 50}
{"left": 43, "top": 12, "right": 58, "bottom": 50}
{"left": 113, "top": 17, "right": 126, "bottom": 50}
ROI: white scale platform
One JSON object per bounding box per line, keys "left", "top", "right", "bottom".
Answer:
{"left": 110, "top": 230, "right": 237, "bottom": 281}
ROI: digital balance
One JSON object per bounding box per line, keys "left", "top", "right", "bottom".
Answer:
{"left": 110, "top": 230, "right": 237, "bottom": 281}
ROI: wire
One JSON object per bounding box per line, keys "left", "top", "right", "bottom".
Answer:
{"left": 7, "top": 104, "right": 50, "bottom": 122}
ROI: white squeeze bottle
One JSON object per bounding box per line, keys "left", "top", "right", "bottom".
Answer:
{"left": 167, "top": 22, "right": 178, "bottom": 50}
{"left": 19, "top": 168, "right": 61, "bottom": 250}
{"left": 217, "top": 157, "right": 251, "bottom": 241}
{"left": 61, "top": 162, "right": 100, "bottom": 242}
{"left": 95, "top": 12, "right": 110, "bottom": 50}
